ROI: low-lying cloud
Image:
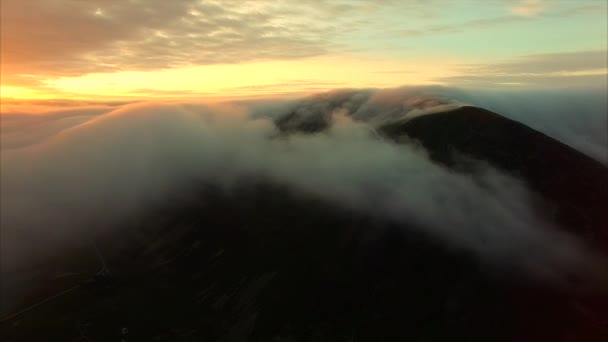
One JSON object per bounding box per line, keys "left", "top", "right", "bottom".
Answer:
{"left": 1, "top": 87, "right": 606, "bottom": 313}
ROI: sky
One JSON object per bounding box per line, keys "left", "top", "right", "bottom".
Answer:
{"left": 0, "top": 0, "right": 607, "bottom": 100}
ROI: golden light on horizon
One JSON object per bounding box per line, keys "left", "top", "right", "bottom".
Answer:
{"left": 0, "top": 86, "right": 58, "bottom": 100}
{"left": 2, "top": 56, "right": 452, "bottom": 101}
{"left": 1, "top": 0, "right": 605, "bottom": 101}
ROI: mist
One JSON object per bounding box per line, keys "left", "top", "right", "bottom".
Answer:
{"left": 1, "top": 86, "right": 606, "bottom": 300}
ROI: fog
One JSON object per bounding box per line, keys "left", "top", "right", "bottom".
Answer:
{"left": 1, "top": 87, "right": 606, "bottom": 309}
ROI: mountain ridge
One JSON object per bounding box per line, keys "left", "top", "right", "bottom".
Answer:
{"left": 2, "top": 104, "right": 607, "bottom": 341}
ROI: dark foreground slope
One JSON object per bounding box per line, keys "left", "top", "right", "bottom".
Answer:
{"left": 1, "top": 106, "right": 607, "bottom": 342}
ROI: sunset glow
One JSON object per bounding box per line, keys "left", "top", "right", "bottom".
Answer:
{"left": 1, "top": 0, "right": 606, "bottom": 101}
{"left": 2, "top": 1, "right": 608, "bottom": 339}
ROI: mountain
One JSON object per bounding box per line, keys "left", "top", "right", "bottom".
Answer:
{"left": 380, "top": 106, "right": 608, "bottom": 248}
{"left": 1, "top": 105, "right": 607, "bottom": 342}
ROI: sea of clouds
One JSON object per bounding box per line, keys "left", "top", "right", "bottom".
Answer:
{"left": 1, "top": 86, "right": 606, "bottom": 313}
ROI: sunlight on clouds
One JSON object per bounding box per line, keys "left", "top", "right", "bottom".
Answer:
{"left": 44, "top": 57, "right": 450, "bottom": 98}
{"left": 1, "top": 0, "right": 605, "bottom": 100}
{"left": 0, "top": 86, "right": 56, "bottom": 100}
{"left": 557, "top": 68, "right": 608, "bottom": 77}
{"left": 510, "top": 0, "right": 543, "bottom": 16}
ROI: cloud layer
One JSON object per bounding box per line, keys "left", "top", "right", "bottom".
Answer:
{"left": 2, "top": 88, "right": 606, "bottom": 293}
{"left": 441, "top": 50, "right": 608, "bottom": 89}
{"left": 1, "top": 0, "right": 362, "bottom": 80}
{"left": 2, "top": 0, "right": 605, "bottom": 91}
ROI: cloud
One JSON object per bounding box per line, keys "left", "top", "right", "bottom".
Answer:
{"left": 2, "top": 88, "right": 606, "bottom": 298}
{"left": 461, "top": 50, "right": 608, "bottom": 75}
{"left": 126, "top": 89, "right": 209, "bottom": 97}
{"left": 510, "top": 0, "right": 543, "bottom": 16}
{"left": 370, "top": 70, "right": 416, "bottom": 74}
{"left": 219, "top": 80, "right": 349, "bottom": 97}
{"left": 0, "top": 0, "right": 369, "bottom": 80}
{"left": 443, "top": 73, "right": 607, "bottom": 89}
{"left": 261, "top": 85, "right": 608, "bottom": 164}
{"left": 1, "top": 104, "right": 116, "bottom": 149}
{"left": 439, "top": 50, "right": 608, "bottom": 89}
{"left": 2, "top": 0, "right": 605, "bottom": 95}
{"left": 397, "top": 15, "right": 527, "bottom": 38}
{"left": 390, "top": 2, "right": 603, "bottom": 38}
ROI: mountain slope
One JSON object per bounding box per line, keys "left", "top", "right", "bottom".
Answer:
{"left": 380, "top": 106, "right": 608, "bottom": 247}
{"left": 2, "top": 105, "right": 607, "bottom": 342}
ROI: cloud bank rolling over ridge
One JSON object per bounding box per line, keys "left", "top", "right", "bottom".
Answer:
{"left": 2, "top": 87, "right": 606, "bottom": 297}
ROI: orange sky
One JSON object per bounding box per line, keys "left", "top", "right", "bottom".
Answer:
{"left": 2, "top": 56, "right": 460, "bottom": 100}
{"left": 1, "top": 0, "right": 606, "bottom": 100}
